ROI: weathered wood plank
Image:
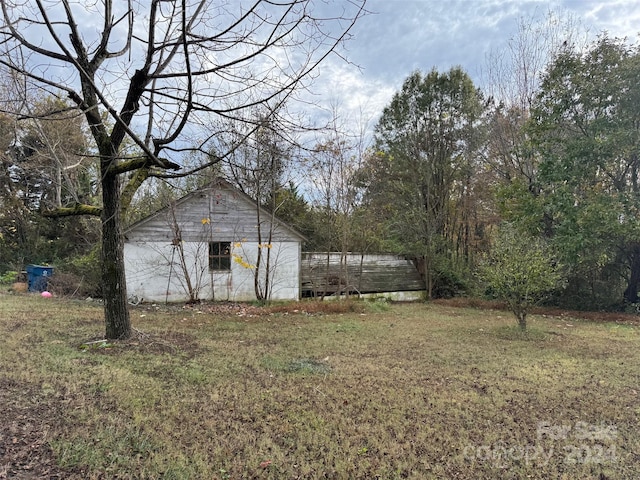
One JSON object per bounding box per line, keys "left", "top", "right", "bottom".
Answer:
{"left": 125, "top": 181, "right": 305, "bottom": 244}
{"left": 301, "top": 253, "right": 425, "bottom": 296}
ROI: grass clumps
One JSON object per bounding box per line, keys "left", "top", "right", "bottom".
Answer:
{"left": 285, "top": 358, "right": 331, "bottom": 375}
{"left": 1, "top": 294, "right": 639, "bottom": 479}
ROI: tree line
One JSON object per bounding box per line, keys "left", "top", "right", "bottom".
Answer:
{"left": 0, "top": 3, "right": 638, "bottom": 337}
{"left": 276, "top": 32, "right": 640, "bottom": 322}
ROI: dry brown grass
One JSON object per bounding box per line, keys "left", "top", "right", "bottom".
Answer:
{"left": 1, "top": 293, "right": 639, "bottom": 479}
{"left": 10, "top": 281, "right": 28, "bottom": 293}
{"left": 433, "top": 296, "right": 640, "bottom": 324}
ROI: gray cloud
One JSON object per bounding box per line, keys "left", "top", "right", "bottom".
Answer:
{"left": 311, "top": 0, "right": 640, "bottom": 134}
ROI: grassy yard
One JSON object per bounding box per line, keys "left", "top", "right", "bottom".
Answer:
{"left": 1, "top": 294, "right": 639, "bottom": 479}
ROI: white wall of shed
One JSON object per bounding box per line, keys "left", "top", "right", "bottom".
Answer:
{"left": 124, "top": 240, "right": 300, "bottom": 303}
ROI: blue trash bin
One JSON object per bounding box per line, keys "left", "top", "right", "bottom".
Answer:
{"left": 26, "top": 265, "right": 54, "bottom": 292}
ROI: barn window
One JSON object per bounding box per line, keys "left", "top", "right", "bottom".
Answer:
{"left": 209, "top": 242, "right": 231, "bottom": 271}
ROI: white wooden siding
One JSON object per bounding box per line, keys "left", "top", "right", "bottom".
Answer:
{"left": 125, "top": 240, "right": 300, "bottom": 302}
{"left": 124, "top": 180, "right": 303, "bottom": 303}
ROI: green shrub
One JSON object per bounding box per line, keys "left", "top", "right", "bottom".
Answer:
{"left": 0, "top": 270, "right": 18, "bottom": 285}
{"left": 432, "top": 266, "right": 468, "bottom": 298}
{"left": 478, "top": 224, "right": 565, "bottom": 330}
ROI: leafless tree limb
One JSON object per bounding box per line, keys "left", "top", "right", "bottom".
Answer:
{"left": 0, "top": 0, "right": 367, "bottom": 339}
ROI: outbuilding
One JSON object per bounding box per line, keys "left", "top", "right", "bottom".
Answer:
{"left": 124, "top": 178, "right": 305, "bottom": 303}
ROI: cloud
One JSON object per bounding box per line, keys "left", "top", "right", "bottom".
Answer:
{"left": 307, "top": 0, "right": 640, "bottom": 141}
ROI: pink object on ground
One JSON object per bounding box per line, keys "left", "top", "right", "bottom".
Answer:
{"left": 41, "top": 291, "right": 52, "bottom": 298}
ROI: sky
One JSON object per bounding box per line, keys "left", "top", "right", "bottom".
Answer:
{"left": 313, "top": 0, "right": 640, "bottom": 134}
{"left": 4, "top": 0, "right": 639, "bottom": 155}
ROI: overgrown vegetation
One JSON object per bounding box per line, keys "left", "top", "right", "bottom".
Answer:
{"left": 0, "top": 270, "right": 18, "bottom": 284}
{"left": 1, "top": 293, "right": 638, "bottom": 479}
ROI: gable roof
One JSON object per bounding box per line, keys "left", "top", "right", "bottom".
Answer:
{"left": 124, "top": 177, "right": 306, "bottom": 243}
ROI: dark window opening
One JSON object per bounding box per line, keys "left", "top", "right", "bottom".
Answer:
{"left": 209, "top": 241, "right": 231, "bottom": 271}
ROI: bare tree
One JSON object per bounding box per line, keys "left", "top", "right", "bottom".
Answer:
{"left": 19, "top": 97, "right": 94, "bottom": 209}
{"left": 0, "top": 0, "right": 366, "bottom": 338}
{"left": 306, "top": 103, "right": 370, "bottom": 298}
{"left": 482, "top": 10, "right": 588, "bottom": 187}
{"left": 220, "top": 110, "right": 298, "bottom": 302}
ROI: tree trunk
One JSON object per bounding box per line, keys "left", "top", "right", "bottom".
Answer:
{"left": 412, "top": 255, "right": 432, "bottom": 300}
{"left": 517, "top": 312, "right": 527, "bottom": 331}
{"left": 254, "top": 203, "right": 265, "bottom": 302}
{"left": 623, "top": 245, "right": 640, "bottom": 304}
{"left": 101, "top": 169, "right": 131, "bottom": 340}
{"left": 510, "top": 301, "right": 528, "bottom": 331}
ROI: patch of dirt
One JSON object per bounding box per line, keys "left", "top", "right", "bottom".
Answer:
{"left": 80, "top": 329, "right": 202, "bottom": 357}
{"left": 0, "top": 378, "right": 84, "bottom": 480}
{"left": 532, "top": 306, "right": 640, "bottom": 324}
{"left": 432, "top": 297, "right": 640, "bottom": 325}
{"left": 132, "top": 299, "right": 367, "bottom": 317}
{"left": 132, "top": 297, "right": 640, "bottom": 324}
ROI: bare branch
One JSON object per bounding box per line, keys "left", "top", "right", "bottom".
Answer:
{"left": 0, "top": 1, "right": 70, "bottom": 63}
